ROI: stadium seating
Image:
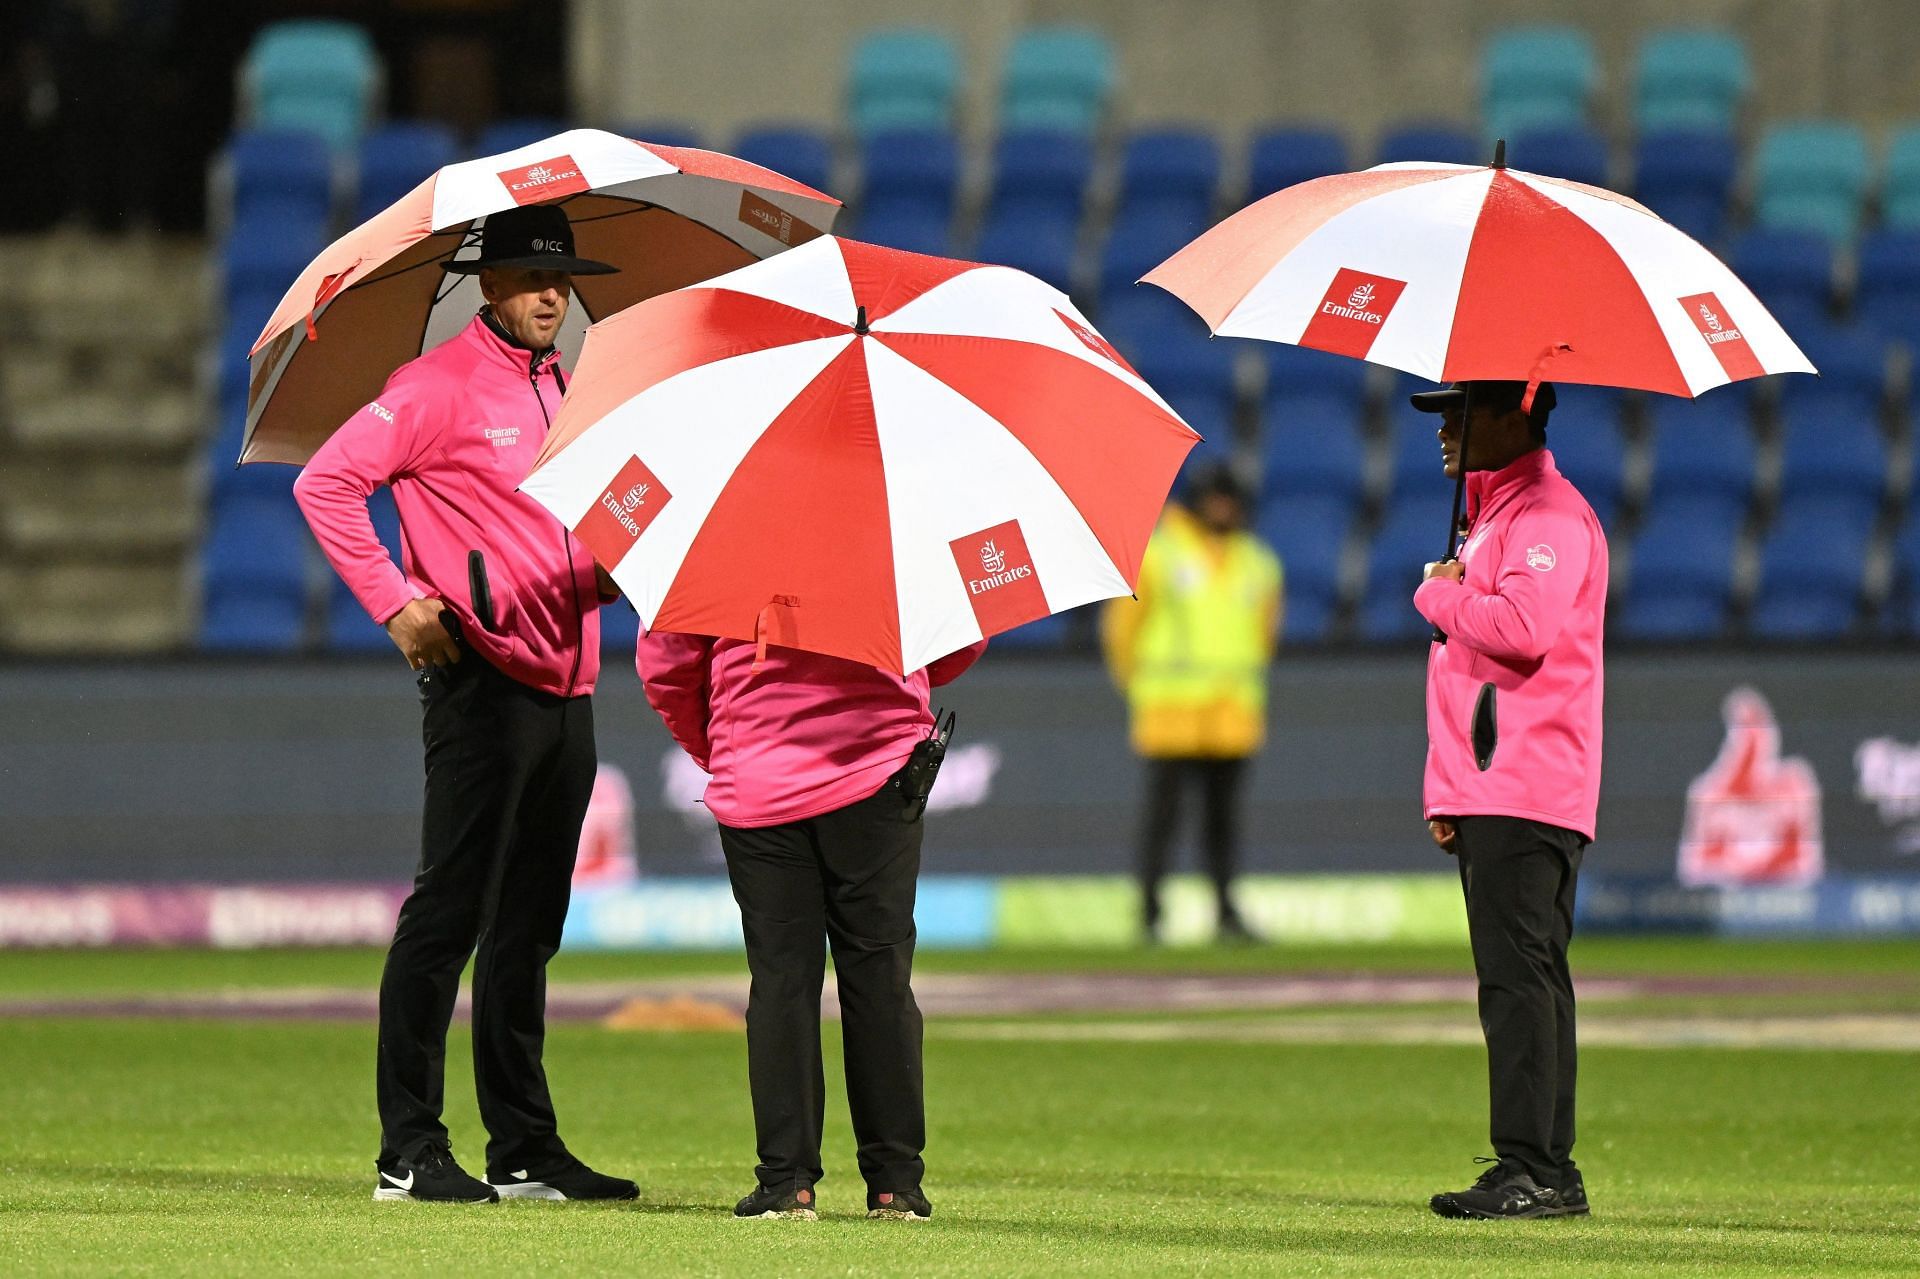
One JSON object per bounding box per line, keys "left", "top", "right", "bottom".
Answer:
{"left": 992, "top": 610, "right": 1075, "bottom": 650}
{"left": 1634, "top": 29, "right": 1751, "bottom": 132}
{"left": 352, "top": 123, "right": 457, "bottom": 222}
{"left": 1357, "top": 495, "right": 1456, "bottom": 642}
{"left": 1505, "top": 124, "right": 1609, "bottom": 187}
{"left": 733, "top": 125, "right": 836, "bottom": 199}
{"left": 1891, "top": 516, "right": 1920, "bottom": 635}
{"left": 849, "top": 28, "right": 960, "bottom": 134}
{"left": 1258, "top": 395, "right": 1367, "bottom": 509}
{"left": 1752, "top": 121, "right": 1873, "bottom": 243}
{"left": 222, "top": 130, "right": 334, "bottom": 229}
{"left": 597, "top": 597, "right": 643, "bottom": 661}
{"left": 199, "top": 495, "right": 312, "bottom": 651}
{"left": 1376, "top": 121, "right": 1482, "bottom": 168}
{"left": 972, "top": 130, "right": 1094, "bottom": 292}
{"left": 474, "top": 119, "right": 569, "bottom": 157}
{"left": 239, "top": 20, "right": 380, "bottom": 152}
{"left": 1726, "top": 229, "right": 1835, "bottom": 323}
{"left": 1633, "top": 129, "right": 1739, "bottom": 245}
{"left": 1880, "top": 124, "right": 1920, "bottom": 230}
{"left": 1775, "top": 393, "right": 1888, "bottom": 510}
{"left": 1749, "top": 496, "right": 1876, "bottom": 638}
{"left": 1616, "top": 497, "right": 1745, "bottom": 640}
{"left": 1780, "top": 321, "right": 1890, "bottom": 408}
{"left": 324, "top": 488, "right": 403, "bottom": 652}
{"left": 999, "top": 26, "right": 1116, "bottom": 135}
{"left": 1854, "top": 231, "right": 1920, "bottom": 341}
{"left": 1481, "top": 26, "right": 1599, "bottom": 140}
{"left": 1246, "top": 127, "right": 1350, "bottom": 200}
{"left": 1646, "top": 396, "right": 1757, "bottom": 513}
{"left": 1542, "top": 398, "right": 1627, "bottom": 528}
{"left": 854, "top": 128, "right": 960, "bottom": 256}
{"left": 1255, "top": 494, "right": 1354, "bottom": 644}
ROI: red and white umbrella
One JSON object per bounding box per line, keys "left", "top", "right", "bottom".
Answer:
{"left": 519, "top": 235, "right": 1200, "bottom": 675}
{"left": 240, "top": 128, "right": 840, "bottom": 465}
{"left": 1144, "top": 157, "right": 1816, "bottom": 394}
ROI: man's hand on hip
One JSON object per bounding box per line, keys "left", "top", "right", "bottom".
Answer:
{"left": 1428, "top": 819, "right": 1459, "bottom": 855}
{"left": 1423, "top": 559, "right": 1465, "bottom": 583}
{"left": 387, "top": 598, "right": 461, "bottom": 669}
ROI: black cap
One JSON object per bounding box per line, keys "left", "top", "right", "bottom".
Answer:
{"left": 1409, "top": 379, "right": 1556, "bottom": 420}
{"left": 1184, "top": 461, "right": 1250, "bottom": 508}
{"left": 442, "top": 204, "right": 620, "bottom": 276}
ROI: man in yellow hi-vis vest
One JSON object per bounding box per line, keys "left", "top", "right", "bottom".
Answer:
{"left": 1102, "top": 466, "right": 1283, "bottom": 942}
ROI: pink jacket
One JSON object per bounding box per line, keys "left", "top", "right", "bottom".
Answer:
{"left": 293, "top": 314, "right": 602, "bottom": 696}
{"left": 1413, "top": 449, "right": 1608, "bottom": 839}
{"left": 639, "top": 634, "right": 987, "bottom": 828}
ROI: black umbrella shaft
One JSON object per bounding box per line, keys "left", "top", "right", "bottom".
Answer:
{"left": 1432, "top": 381, "right": 1473, "bottom": 645}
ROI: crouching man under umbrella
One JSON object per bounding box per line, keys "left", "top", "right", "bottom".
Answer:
{"left": 1408, "top": 380, "right": 1607, "bottom": 1221}
{"left": 638, "top": 631, "right": 985, "bottom": 1222}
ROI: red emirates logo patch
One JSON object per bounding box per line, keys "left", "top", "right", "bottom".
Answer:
{"left": 950, "top": 519, "right": 1049, "bottom": 635}
{"left": 1299, "top": 268, "right": 1407, "bottom": 358}
{"left": 498, "top": 155, "right": 589, "bottom": 205}
{"left": 574, "top": 456, "right": 671, "bottom": 571}
{"left": 1679, "top": 292, "right": 1765, "bottom": 381}
{"left": 1054, "top": 309, "right": 1139, "bottom": 376}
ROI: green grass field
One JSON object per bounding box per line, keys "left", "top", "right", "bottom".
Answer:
{"left": 4, "top": 940, "right": 1918, "bottom": 1276}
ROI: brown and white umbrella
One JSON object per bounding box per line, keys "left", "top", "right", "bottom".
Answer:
{"left": 237, "top": 127, "right": 841, "bottom": 466}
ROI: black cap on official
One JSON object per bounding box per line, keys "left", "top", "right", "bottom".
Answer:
{"left": 1408, "top": 379, "right": 1556, "bottom": 425}
{"left": 441, "top": 204, "right": 620, "bottom": 276}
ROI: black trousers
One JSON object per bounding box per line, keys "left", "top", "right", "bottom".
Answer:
{"left": 1137, "top": 756, "right": 1249, "bottom": 928}
{"left": 1453, "top": 815, "right": 1586, "bottom": 1187}
{"left": 717, "top": 779, "right": 925, "bottom": 1193}
{"left": 376, "top": 654, "right": 596, "bottom": 1173}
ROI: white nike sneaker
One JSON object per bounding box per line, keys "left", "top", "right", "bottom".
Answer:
{"left": 373, "top": 1143, "right": 499, "bottom": 1203}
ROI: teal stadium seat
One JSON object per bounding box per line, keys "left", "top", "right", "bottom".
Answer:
{"left": 1634, "top": 29, "right": 1751, "bottom": 132}
{"left": 848, "top": 28, "right": 960, "bottom": 135}
{"left": 1881, "top": 125, "right": 1920, "bottom": 230}
{"left": 241, "top": 20, "right": 380, "bottom": 152}
{"left": 1481, "top": 25, "right": 1598, "bottom": 141}
{"left": 1000, "top": 26, "right": 1116, "bottom": 135}
{"left": 1753, "top": 121, "right": 1872, "bottom": 244}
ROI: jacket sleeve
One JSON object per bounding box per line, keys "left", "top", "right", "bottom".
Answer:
{"left": 927, "top": 640, "right": 988, "bottom": 686}
{"left": 1413, "top": 506, "right": 1593, "bottom": 661}
{"left": 637, "top": 630, "right": 716, "bottom": 770}
{"left": 291, "top": 373, "right": 446, "bottom": 625}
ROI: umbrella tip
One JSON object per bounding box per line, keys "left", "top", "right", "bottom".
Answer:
{"left": 854, "top": 305, "right": 869, "bottom": 335}
{"left": 1492, "top": 139, "right": 1507, "bottom": 169}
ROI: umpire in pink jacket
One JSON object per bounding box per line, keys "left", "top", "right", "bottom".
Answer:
{"left": 640, "top": 633, "right": 984, "bottom": 1221}
{"left": 294, "top": 205, "right": 634, "bottom": 1205}
{"left": 1407, "top": 380, "right": 1608, "bottom": 1222}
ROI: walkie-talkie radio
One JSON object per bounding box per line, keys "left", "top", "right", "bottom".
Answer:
{"left": 893, "top": 709, "right": 956, "bottom": 821}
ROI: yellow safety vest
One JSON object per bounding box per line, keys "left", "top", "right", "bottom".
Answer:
{"left": 1102, "top": 507, "right": 1283, "bottom": 758}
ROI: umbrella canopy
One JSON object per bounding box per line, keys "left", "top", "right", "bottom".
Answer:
{"left": 519, "top": 235, "right": 1200, "bottom": 675}
{"left": 239, "top": 128, "right": 841, "bottom": 466}
{"left": 1144, "top": 157, "right": 1815, "bottom": 395}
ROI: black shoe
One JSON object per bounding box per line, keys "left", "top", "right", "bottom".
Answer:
{"left": 734, "top": 1182, "right": 818, "bottom": 1220}
{"left": 1429, "top": 1158, "right": 1559, "bottom": 1219}
{"left": 1552, "top": 1169, "right": 1590, "bottom": 1217}
{"left": 489, "top": 1157, "right": 639, "bottom": 1201}
{"left": 867, "top": 1187, "right": 933, "bottom": 1221}
{"left": 373, "top": 1143, "right": 499, "bottom": 1204}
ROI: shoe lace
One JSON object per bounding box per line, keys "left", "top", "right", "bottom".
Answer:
{"left": 414, "top": 1142, "right": 456, "bottom": 1175}
{"left": 1469, "top": 1156, "right": 1513, "bottom": 1190}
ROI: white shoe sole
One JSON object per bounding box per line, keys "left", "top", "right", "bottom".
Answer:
{"left": 867, "top": 1209, "right": 930, "bottom": 1221}
{"left": 371, "top": 1187, "right": 496, "bottom": 1203}
{"left": 737, "top": 1208, "right": 818, "bottom": 1220}
{"left": 491, "top": 1181, "right": 567, "bottom": 1200}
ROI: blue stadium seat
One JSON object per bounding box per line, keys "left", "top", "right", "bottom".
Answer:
{"left": 1000, "top": 26, "right": 1116, "bottom": 135}
{"left": 597, "top": 598, "right": 643, "bottom": 661}
{"left": 1749, "top": 496, "right": 1875, "bottom": 639}
{"left": 1753, "top": 121, "right": 1872, "bottom": 243}
{"left": 1376, "top": 121, "right": 1482, "bottom": 168}
{"left": 1116, "top": 127, "right": 1223, "bottom": 228}
{"left": 1617, "top": 498, "right": 1744, "bottom": 640}
{"left": 974, "top": 213, "right": 1077, "bottom": 293}
{"left": 474, "top": 119, "right": 568, "bottom": 157}
{"left": 1482, "top": 25, "right": 1599, "bottom": 139}
{"left": 241, "top": 20, "right": 379, "bottom": 151}
{"left": 1726, "top": 230, "right": 1834, "bottom": 322}
{"left": 1506, "top": 125, "right": 1609, "bottom": 187}
{"left": 1247, "top": 127, "right": 1350, "bottom": 200}
{"left": 617, "top": 121, "right": 704, "bottom": 150}
{"left": 1258, "top": 395, "right": 1367, "bottom": 506}
{"left": 1098, "top": 215, "right": 1202, "bottom": 300}
{"left": 1126, "top": 332, "right": 1240, "bottom": 454}
{"left": 733, "top": 125, "right": 836, "bottom": 197}
{"left": 849, "top": 28, "right": 960, "bottom": 134}
{"left": 856, "top": 128, "right": 960, "bottom": 256}
{"left": 353, "top": 122, "right": 456, "bottom": 222}
{"left": 1775, "top": 393, "right": 1887, "bottom": 507}
{"left": 1780, "top": 321, "right": 1890, "bottom": 407}
{"left": 986, "top": 129, "right": 1094, "bottom": 224}
{"left": 1854, "top": 230, "right": 1920, "bottom": 318}
{"left": 1890, "top": 515, "right": 1920, "bottom": 635}
{"left": 223, "top": 209, "right": 326, "bottom": 312}
{"left": 213, "top": 456, "right": 300, "bottom": 504}
{"left": 1255, "top": 493, "right": 1354, "bottom": 644}
{"left": 1633, "top": 129, "right": 1738, "bottom": 245}
{"left": 992, "top": 609, "right": 1074, "bottom": 651}
{"left": 1543, "top": 399, "right": 1626, "bottom": 523}
{"left": 200, "top": 495, "right": 312, "bottom": 651}
{"left": 325, "top": 488, "right": 403, "bottom": 652}
{"left": 1264, "top": 342, "right": 1370, "bottom": 403}
{"left": 1358, "top": 496, "right": 1457, "bottom": 642}
{"left": 1634, "top": 28, "right": 1751, "bottom": 132}
{"left": 1387, "top": 414, "right": 1450, "bottom": 502}
{"left": 225, "top": 129, "right": 334, "bottom": 227}
{"left": 1646, "top": 396, "right": 1757, "bottom": 511}
{"left": 1880, "top": 125, "right": 1920, "bottom": 231}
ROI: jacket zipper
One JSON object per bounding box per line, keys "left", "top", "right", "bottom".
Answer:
{"left": 531, "top": 350, "right": 585, "bottom": 697}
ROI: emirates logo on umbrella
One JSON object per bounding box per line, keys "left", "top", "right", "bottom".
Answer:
{"left": 951, "top": 519, "right": 1047, "bottom": 635}
{"left": 499, "top": 155, "right": 589, "bottom": 205}
{"left": 1679, "top": 291, "right": 1764, "bottom": 380}
{"left": 574, "top": 455, "right": 673, "bottom": 570}
{"left": 1301, "top": 268, "right": 1408, "bottom": 358}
